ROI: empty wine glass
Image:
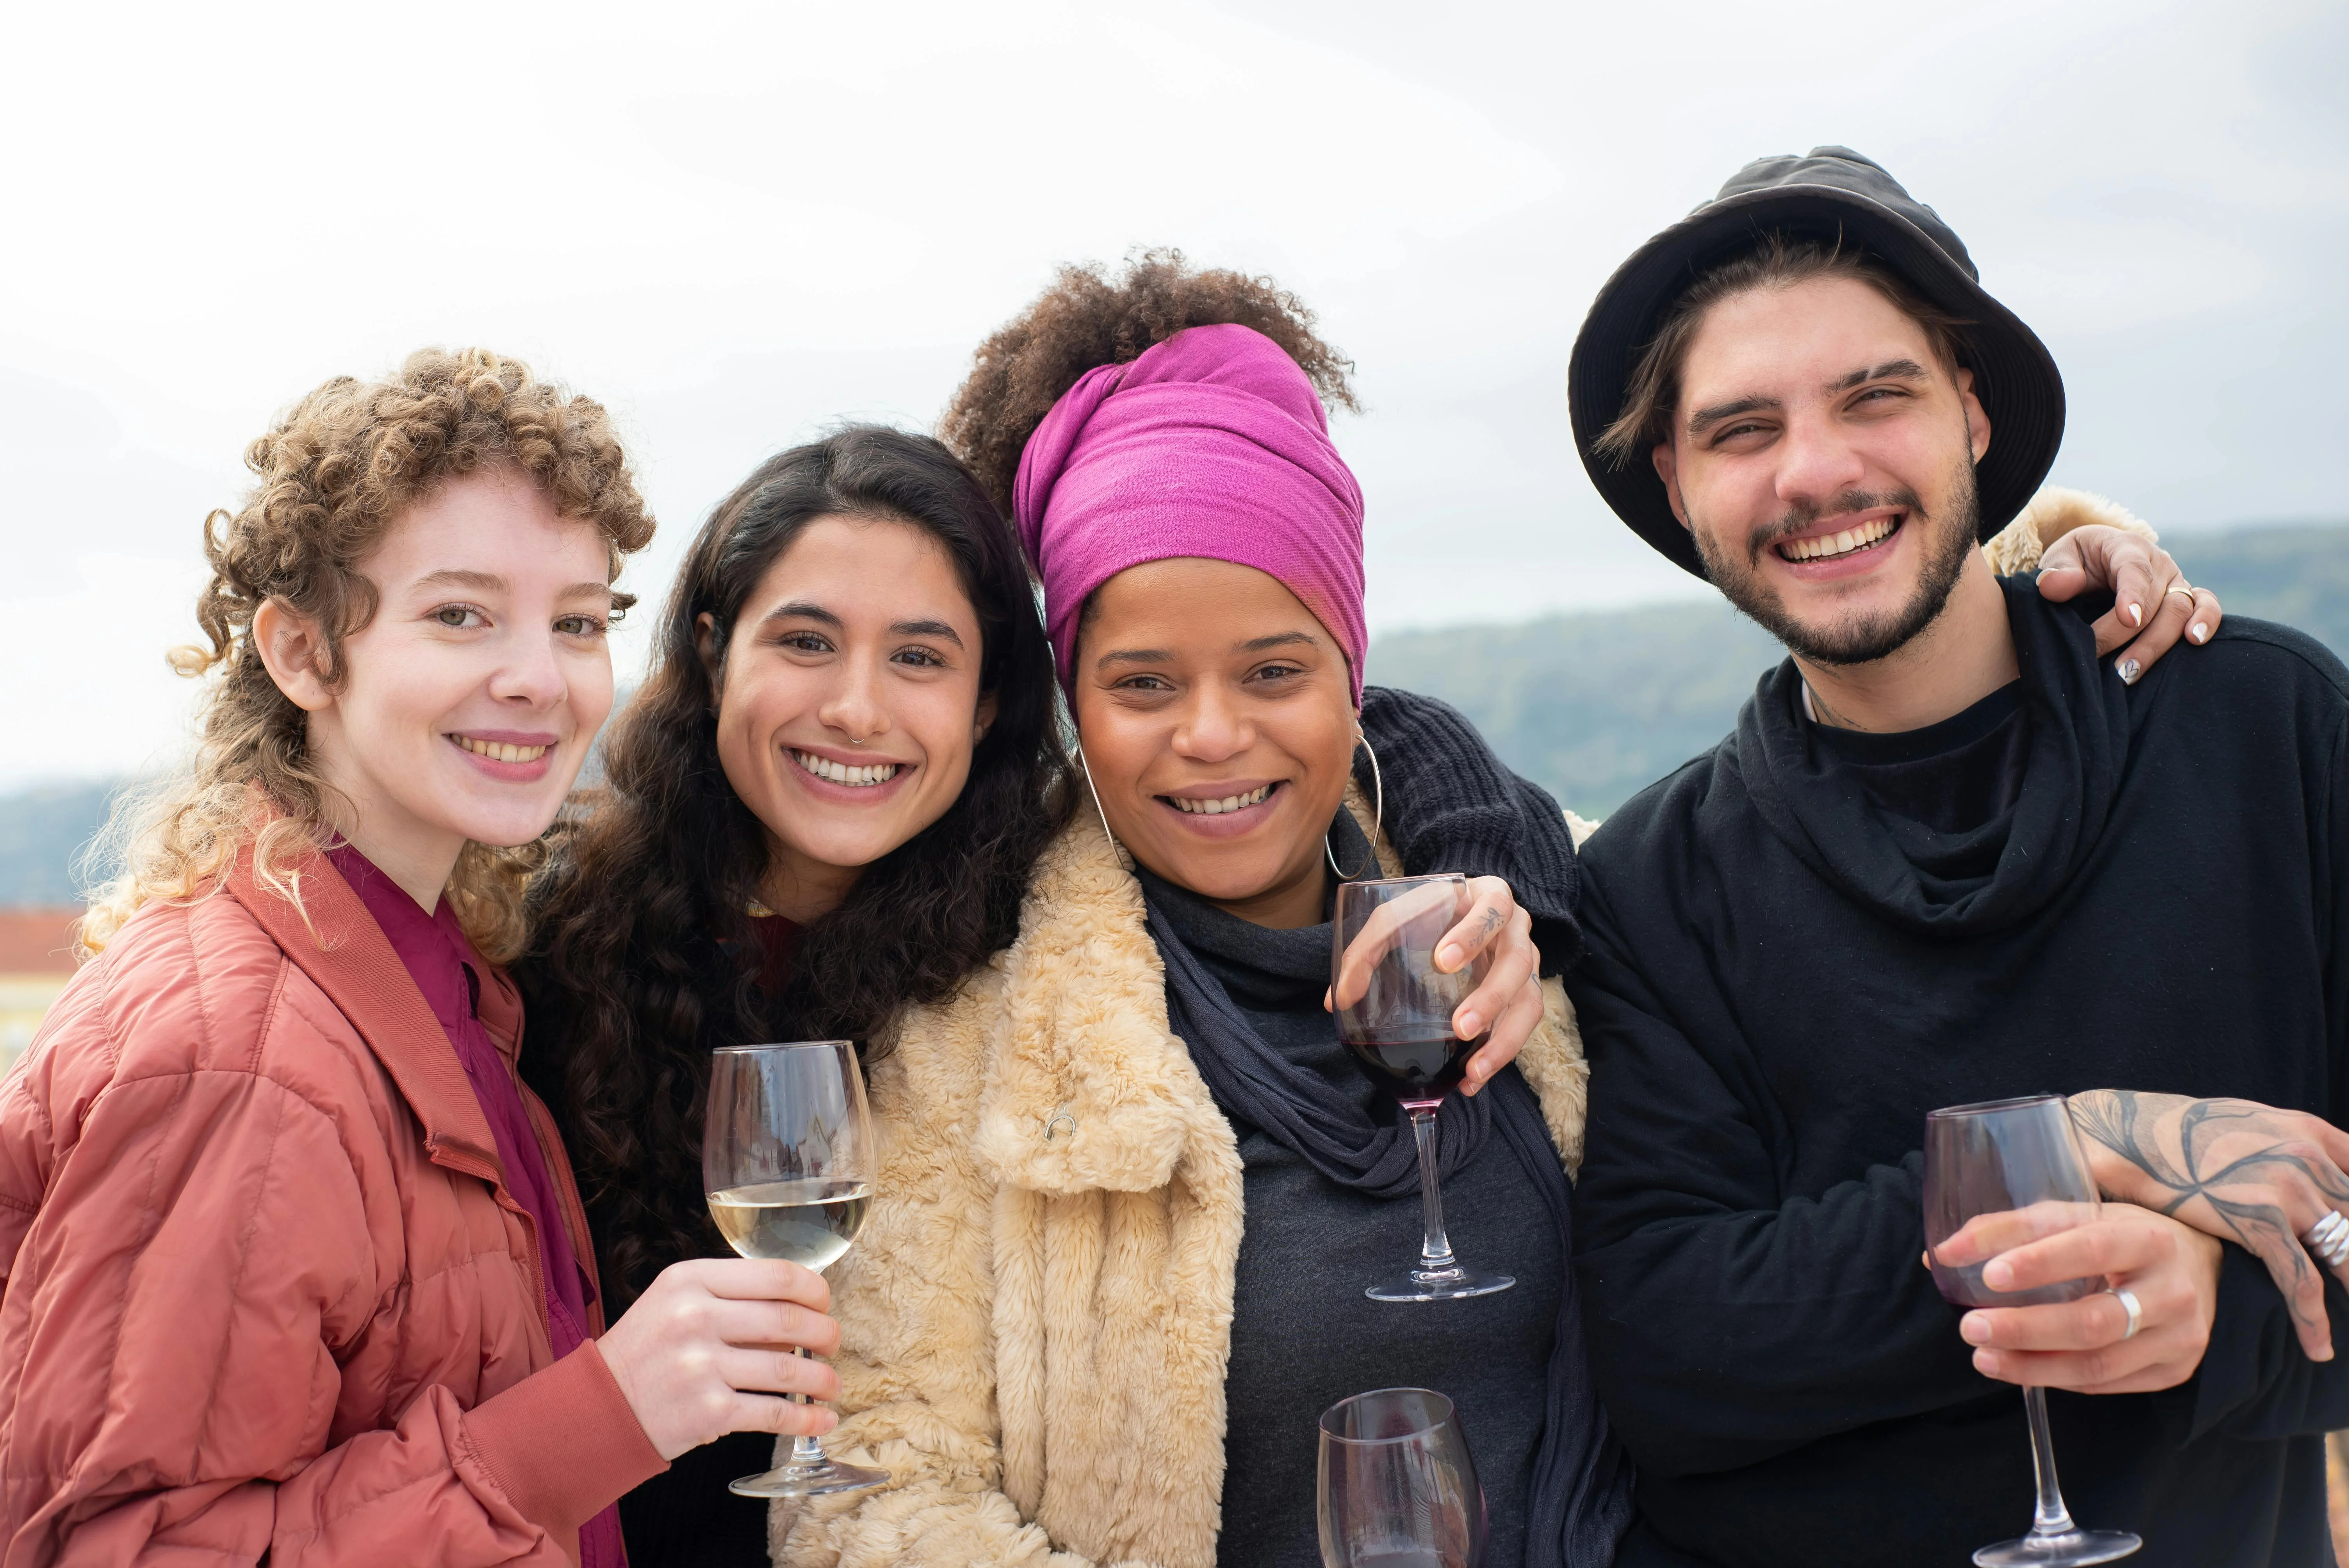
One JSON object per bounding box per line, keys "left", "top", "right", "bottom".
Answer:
{"left": 702, "top": 1040, "right": 888, "bottom": 1497}
{"left": 1332, "top": 874, "right": 1513, "bottom": 1302}
{"left": 1924, "top": 1094, "right": 2141, "bottom": 1566}
{"left": 1317, "top": 1387, "right": 1487, "bottom": 1568}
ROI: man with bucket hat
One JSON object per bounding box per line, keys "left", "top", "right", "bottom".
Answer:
{"left": 1563, "top": 148, "right": 2349, "bottom": 1566}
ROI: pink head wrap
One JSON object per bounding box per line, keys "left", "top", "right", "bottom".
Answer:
{"left": 1011, "top": 323, "right": 1367, "bottom": 705}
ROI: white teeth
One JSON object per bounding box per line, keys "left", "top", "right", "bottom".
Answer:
{"left": 1169, "top": 784, "right": 1273, "bottom": 815}
{"left": 1784, "top": 515, "right": 1897, "bottom": 562}
{"left": 793, "top": 751, "right": 901, "bottom": 788}
{"left": 456, "top": 736, "right": 548, "bottom": 763}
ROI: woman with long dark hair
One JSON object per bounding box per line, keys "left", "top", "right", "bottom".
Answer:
{"left": 520, "top": 425, "right": 1071, "bottom": 1564}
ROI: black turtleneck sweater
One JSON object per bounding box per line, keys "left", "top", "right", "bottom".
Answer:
{"left": 1569, "top": 581, "right": 2349, "bottom": 1568}
{"left": 1141, "top": 834, "right": 1566, "bottom": 1568}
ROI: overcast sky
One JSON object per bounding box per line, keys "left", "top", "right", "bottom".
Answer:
{"left": 2, "top": 0, "right": 2342, "bottom": 791}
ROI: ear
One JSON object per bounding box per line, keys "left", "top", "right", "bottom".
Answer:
{"left": 973, "top": 690, "right": 999, "bottom": 744}
{"left": 1651, "top": 439, "right": 1693, "bottom": 531}
{"left": 1954, "top": 366, "right": 1993, "bottom": 464}
{"left": 251, "top": 598, "right": 337, "bottom": 713}
{"left": 694, "top": 611, "right": 719, "bottom": 669}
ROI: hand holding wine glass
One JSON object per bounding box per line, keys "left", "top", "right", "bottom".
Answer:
{"left": 702, "top": 1039, "right": 889, "bottom": 1497}
{"left": 595, "top": 1257, "right": 843, "bottom": 1460}
{"left": 1329, "top": 873, "right": 1543, "bottom": 1099}
{"left": 1332, "top": 874, "right": 1514, "bottom": 1303}
{"left": 1923, "top": 1095, "right": 2141, "bottom": 1566}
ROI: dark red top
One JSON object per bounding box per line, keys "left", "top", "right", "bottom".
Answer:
{"left": 329, "top": 845, "right": 622, "bottom": 1568}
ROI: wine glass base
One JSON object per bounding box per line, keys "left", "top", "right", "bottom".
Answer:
{"left": 729, "top": 1458, "right": 891, "bottom": 1498}
{"left": 1365, "top": 1267, "right": 1515, "bottom": 1303}
{"left": 1973, "top": 1528, "right": 2141, "bottom": 1566}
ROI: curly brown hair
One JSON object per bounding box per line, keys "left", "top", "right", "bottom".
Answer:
{"left": 940, "top": 248, "right": 1358, "bottom": 515}
{"left": 80, "top": 347, "right": 655, "bottom": 963}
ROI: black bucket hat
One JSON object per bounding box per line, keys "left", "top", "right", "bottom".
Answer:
{"left": 1567, "top": 146, "right": 2065, "bottom": 579}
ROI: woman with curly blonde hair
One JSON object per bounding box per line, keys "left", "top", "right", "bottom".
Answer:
{"left": 0, "top": 349, "right": 845, "bottom": 1567}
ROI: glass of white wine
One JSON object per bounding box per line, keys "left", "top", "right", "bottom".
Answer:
{"left": 702, "top": 1039, "right": 887, "bottom": 1498}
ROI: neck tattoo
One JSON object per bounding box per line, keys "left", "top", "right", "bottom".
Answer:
{"left": 1802, "top": 680, "right": 1870, "bottom": 733}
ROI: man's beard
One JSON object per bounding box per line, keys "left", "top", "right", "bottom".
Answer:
{"left": 1691, "top": 462, "right": 1982, "bottom": 668}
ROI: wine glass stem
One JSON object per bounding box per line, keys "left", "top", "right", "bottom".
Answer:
{"left": 2023, "top": 1386, "right": 2079, "bottom": 1537}
{"left": 1408, "top": 1108, "right": 1460, "bottom": 1274}
{"left": 790, "top": 1346, "right": 828, "bottom": 1466}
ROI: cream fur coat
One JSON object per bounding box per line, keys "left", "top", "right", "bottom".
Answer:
{"left": 772, "top": 794, "right": 1592, "bottom": 1568}
{"left": 770, "top": 490, "right": 2153, "bottom": 1568}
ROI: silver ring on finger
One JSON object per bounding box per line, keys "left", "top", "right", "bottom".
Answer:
{"left": 2107, "top": 1286, "right": 2143, "bottom": 1341}
{"left": 2304, "top": 1209, "right": 2349, "bottom": 1268}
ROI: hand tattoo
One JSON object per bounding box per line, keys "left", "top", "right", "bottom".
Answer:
{"left": 2070, "top": 1089, "right": 2349, "bottom": 1337}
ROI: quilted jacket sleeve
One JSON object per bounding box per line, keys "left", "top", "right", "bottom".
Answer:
{"left": 0, "top": 1027, "right": 615, "bottom": 1566}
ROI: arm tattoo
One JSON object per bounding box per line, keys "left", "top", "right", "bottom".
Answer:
{"left": 2071, "top": 1089, "right": 2349, "bottom": 1332}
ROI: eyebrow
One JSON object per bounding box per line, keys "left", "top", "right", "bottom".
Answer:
{"left": 1827, "top": 358, "right": 1931, "bottom": 393}
{"left": 413, "top": 569, "right": 608, "bottom": 600}
{"left": 891, "top": 618, "right": 966, "bottom": 647}
{"left": 1686, "top": 395, "right": 1779, "bottom": 439}
{"left": 761, "top": 600, "right": 843, "bottom": 630}
{"left": 417, "top": 568, "right": 507, "bottom": 593}
{"left": 761, "top": 602, "right": 966, "bottom": 648}
{"left": 1094, "top": 631, "right": 1319, "bottom": 670}
{"left": 1686, "top": 359, "right": 1935, "bottom": 438}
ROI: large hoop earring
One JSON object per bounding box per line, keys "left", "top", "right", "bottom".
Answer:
{"left": 1076, "top": 744, "right": 1122, "bottom": 859}
{"left": 1326, "top": 728, "right": 1384, "bottom": 881}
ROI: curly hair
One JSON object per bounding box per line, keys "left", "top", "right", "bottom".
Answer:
{"left": 518, "top": 425, "right": 1070, "bottom": 1308}
{"left": 940, "top": 248, "right": 1358, "bottom": 516}
{"left": 79, "top": 347, "right": 653, "bottom": 963}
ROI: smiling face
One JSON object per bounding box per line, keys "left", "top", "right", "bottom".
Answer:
{"left": 700, "top": 514, "right": 994, "bottom": 921}
{"left": 1652, "top": 274, "right": 1993, "bottom": 666}
{"left": 1072, "top": 557, "right": 1357, "bottom": 929}
{"left": 294, "top": 467, "right": 617, "bottom": 891}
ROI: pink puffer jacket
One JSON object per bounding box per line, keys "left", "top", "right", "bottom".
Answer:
{"left": 0, "top": 847, "right": 665, "bottom": 1566}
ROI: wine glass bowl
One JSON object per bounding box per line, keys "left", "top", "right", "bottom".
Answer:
{"left": 1316, "top": 1388, "right": 1488, "bottom": 1568}
{"left": 702, "top": 1040, "right": 889, "bottom": 1498}
{"left": 1331, "top": 875, "right": 1513, "bottom": 1303}
{"left": 1922, "top": 1094, "right": 2140, "bottom": 1566}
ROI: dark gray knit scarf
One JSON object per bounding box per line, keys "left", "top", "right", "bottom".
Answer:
{"left": 1137, "top": 684, "right": 1632, "bottom": 1568}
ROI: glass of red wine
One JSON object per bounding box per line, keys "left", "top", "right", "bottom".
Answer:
{"left": 1332, "top": 873, "right": 1513, "bottom": 1303}
{"left": 1924, "top": 1094, "right": 2142, "bottom": 1566}
{"left": 1317, "top": 1387, "right": 1488, "bottom": 1568}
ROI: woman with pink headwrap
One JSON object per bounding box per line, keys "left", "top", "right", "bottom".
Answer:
{"left": 772, "top": 258, "right": 1629, "bottom": 1568}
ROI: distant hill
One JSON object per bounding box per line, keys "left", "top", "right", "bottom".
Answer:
{"left": 0, "top": 781, "right": 120, "bottom": 908}
{"left": 4, "top": 522, "right": 2344, "bottom": 905}
{"left": 1370, "top": 519, "right": 2349, "bottom": 815}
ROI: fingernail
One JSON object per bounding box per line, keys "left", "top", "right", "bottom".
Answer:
{"left": 1960, "top": 1312, "right": 1991, "bottom": 1345}
{"left": 1974, "top": 1349, "right": 2001, "bottom": 1376}
{"left": 1438, "top": 944, "right": 1463, "bottom": 969}
{"left": 2126, "top": 602, "right": 2142, "bottom": 627}
{"left": 2190, "top": 622, "right": 2208, "bottom": 643}
{"left": 2117, "top": 658, "right": 2140, "bottom": 684}
{"left": 1983, "top": 1259, "right": 2011, "bottom": 1290}
{"left": 1456, "top": 1012, "right": 1481, "bottom": 1039}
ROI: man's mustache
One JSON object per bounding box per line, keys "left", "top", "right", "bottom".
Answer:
{"left": 1747, "top": 488, "right": 1928, "bottom": 565}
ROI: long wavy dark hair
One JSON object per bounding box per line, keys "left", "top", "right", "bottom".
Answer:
{"left": 520, "top": 425, "right": 1069, "bottom": 1308}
